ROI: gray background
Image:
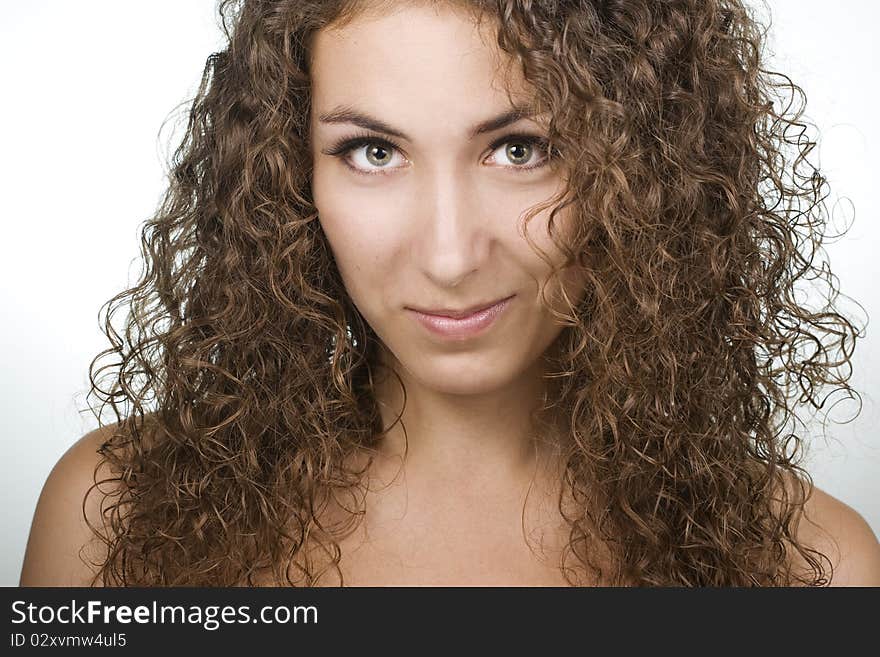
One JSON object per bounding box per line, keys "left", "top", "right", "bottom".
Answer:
{"left": 2, "top": 1, "right": 877, "bottom": 586}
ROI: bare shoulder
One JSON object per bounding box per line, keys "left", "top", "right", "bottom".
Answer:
{"left": 782, "top": 471, "right": 880, "bottom": 586}
{"left": 19, "top": 423, "right": 125, "bottom": 587}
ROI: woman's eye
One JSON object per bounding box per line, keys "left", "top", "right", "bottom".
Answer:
{"left": 324, "top": 133, "right": 555, "bottom": 176}
{"left": 347, "top": 140, "right": 407, "bottom": 174}
{"left": 486, "top": 137, "right": 553, "bottom": 170}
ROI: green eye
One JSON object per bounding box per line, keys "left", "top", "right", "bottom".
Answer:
{"left": 323, "top": 131, "right": 557, "bottom": 177}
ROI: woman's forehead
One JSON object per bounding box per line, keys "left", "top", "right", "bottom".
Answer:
{"left": 309, "top": 5, "right": 537, "bottom": 136}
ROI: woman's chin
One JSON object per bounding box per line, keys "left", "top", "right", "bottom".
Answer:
{"left": 405, "top": 358, "right": 521, "bottom": 396}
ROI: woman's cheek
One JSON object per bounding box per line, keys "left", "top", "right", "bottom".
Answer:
{"left": 318, "top": 205, "right": 403, "bottom": 302}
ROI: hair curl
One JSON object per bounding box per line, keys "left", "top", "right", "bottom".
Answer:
{"left": 84, "top": 0, "right": 866, "bottom": 586}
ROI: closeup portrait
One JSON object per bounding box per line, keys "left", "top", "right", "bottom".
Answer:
{"left": 6, "top": 0, "right": 880, "bottom": 587}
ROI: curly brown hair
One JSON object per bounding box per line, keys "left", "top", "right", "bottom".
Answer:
{"left": 83, "top": 0, "right": 866, "bottom": 586}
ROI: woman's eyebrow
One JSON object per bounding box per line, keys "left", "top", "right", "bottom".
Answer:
{"left": 316, "top": 103, "right": 536, "bottom": 141}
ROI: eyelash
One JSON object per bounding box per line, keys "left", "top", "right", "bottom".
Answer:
{"left": 322, "top": 131, "right": 558, "bottom": 177}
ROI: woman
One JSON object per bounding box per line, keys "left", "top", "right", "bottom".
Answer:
{"left": 20, "top": 0, "right": 880, "bottom": 586}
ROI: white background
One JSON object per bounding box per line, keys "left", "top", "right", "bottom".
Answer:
{"left": 1, "top": 1, "right": 877, "bottom": 586}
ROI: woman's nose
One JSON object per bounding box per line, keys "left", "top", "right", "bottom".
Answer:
{"left": 413, "top": 170, "right": 492, "bottom": 289}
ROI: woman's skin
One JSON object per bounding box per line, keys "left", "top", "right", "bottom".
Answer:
{"left": 307, "top": 3, "right": 587, "bottom": 583}
{"left": 19, "top": 2, "right": 880, "bottom": 586}
{"left": 310, "top": 1, "right": 582, "bottom": 481}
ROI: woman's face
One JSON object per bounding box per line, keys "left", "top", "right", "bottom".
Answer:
{"left": 309, "top": 3, "right": 585, "bottom": 395}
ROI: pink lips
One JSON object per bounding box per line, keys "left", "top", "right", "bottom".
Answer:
{"left": 407, "top": 296, "right": 514, "bottom": 340}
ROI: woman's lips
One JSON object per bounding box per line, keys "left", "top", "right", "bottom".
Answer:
{"left": 407, "top": 295, "right": 514, "bottom": 340}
